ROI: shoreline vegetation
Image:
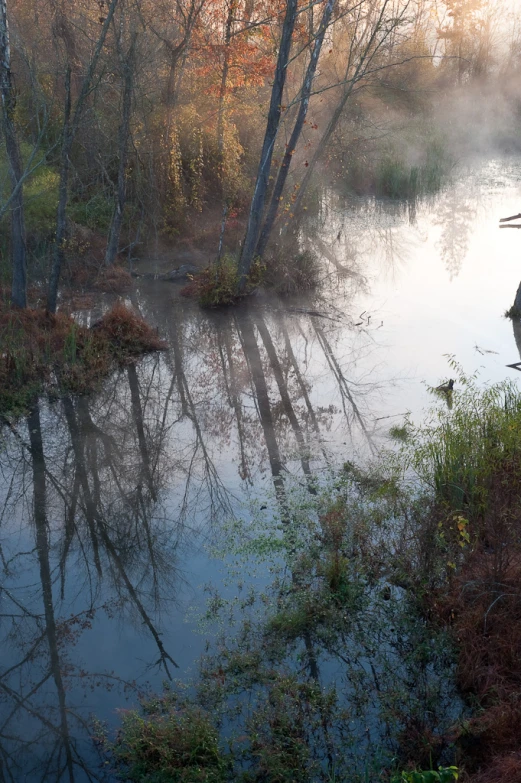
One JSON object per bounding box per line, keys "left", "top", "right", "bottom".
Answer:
{"left": 96, "top": 370, "right": 521, "bottom": 782}
{"left": 0, "top": 300, "right": 165, "bottom": 417}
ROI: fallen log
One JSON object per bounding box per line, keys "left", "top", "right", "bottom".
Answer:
{"left": 131, "top": 263, "right": 198, "bottom": 281}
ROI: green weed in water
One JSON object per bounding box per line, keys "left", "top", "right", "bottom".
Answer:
{"left": 181, "top": 255, "right": 265, "bottom": 308}
{"left": 389, "top": 424, "right": 410, "bottom": 442}
{"left": 391, "top": 768, "right": 458, "bottom": 783}
{"left": 102, "top": 700, "right": 228, "bottom": 783}
{"left": 375, "top": 142, "right": 452, "bottom": 200}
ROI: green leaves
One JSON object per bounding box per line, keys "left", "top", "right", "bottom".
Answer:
{"left": 392, "top": 767, "right": 459, "bottom": 783}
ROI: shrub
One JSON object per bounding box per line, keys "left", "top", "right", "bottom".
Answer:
{"left": 180, "top": 255, "right": 264, "bottom": 307}
{"left": 0, "top": 302, "right": 165, "bottom": 416}
{"left": 94, "top": 265, "right": 133, "bottom": 293}
{"left": 407, "top": 371, "right": 521, "bottom": 774}
{"left": 0, "top": 308, "right": 111, "bottom": 414}
{"left": 264, "top": 247, "right": 321, "bottom": 295}
{"left": 94, "top": 302, "right": 166, "bottom": 357}
{"left": 105, "top": 702, "right": 228, "bottom": 783}
{"left": 68, "top": 192, "right": 114, "bottom": 232}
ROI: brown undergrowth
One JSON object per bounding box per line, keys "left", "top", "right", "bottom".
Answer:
{"left": 0, "top": 301, "right": 165, "bottom": 416}
{"left": 418, "top": 392, "right": 521, "bottom": 781}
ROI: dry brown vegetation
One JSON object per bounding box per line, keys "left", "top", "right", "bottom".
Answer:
{"left": 93, "top": 265, "right": 133, "bottom": 293}
{"left": 0, "top": 301, "right": 165, "bottom": 416}
{"left": 412, "top": 386, "right": 521, "bottom": 781}
{"left": 92, "top": 301, "right": 166, "bottom": 355}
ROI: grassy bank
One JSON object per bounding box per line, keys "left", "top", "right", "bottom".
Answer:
{"left": 96, "top": 370, "right": 521, "bottom": 781}
{"left": 0, "top": 301, "right": 165, "bottom": 416}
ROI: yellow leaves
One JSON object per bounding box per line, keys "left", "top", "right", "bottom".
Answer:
{"left": 455, "top": 514, "right": 470, "bottom": 548}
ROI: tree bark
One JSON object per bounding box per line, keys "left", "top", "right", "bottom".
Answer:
{"left": 47, "top": 66, "right": 72, "bottom": 316}
{"left": 236, "top": 0, "right": 298, "bottom": 291}
{"left": 513, "top": 280, "right": 521, "bottom": 314}
{"left": 256, "top": 0, "right": 336, "bottom": 258}
{"left": 105, "top": 32, "right": 137, "bottom": 266}
{"left": 0, "top": 0, "right": 27, "bottom": 308}
{"left": 217, "top": 0, "right": 235, "bottom": 160}
{"left": 290, "top": 0, "right": 397, "bottom": 222}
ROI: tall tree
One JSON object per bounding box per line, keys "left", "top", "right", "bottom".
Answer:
{"left": 47, "top": 0, "right": 120, "bottom": 313}
{"left": 236, "top": 0, "right": 299, "bottom": 291}
{"left": 0, "top": 0, "right": 27, "bottom": 307}
{"left": 290, "top": 0, "right": 412, "bottom": 222}
{"left": 255, "top": 0, "right": 336, "bottom": 259}
{"left": 105, "top": 27, "right": 138, "bottom": 266}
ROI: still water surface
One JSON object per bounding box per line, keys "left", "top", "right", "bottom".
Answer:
{"left": 2, "top": 158, "right": 521, "bottom": 780}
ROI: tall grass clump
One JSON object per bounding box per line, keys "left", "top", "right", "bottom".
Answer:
{"left": 180, "top": 255, "right": 264, "bottom": 307}
{"left": 264, "top": 247, "right": 321, "bottom": 295}
{"left": 97, "top": 695, "right": 228, "bottom": 783}
{"left": 375, "top": 142, "right": 451, "bottom": 200}
{"left": 412, "top": 372, "right": 521, "bottom": 523}
{"left": 406, "top": 368, "right": 521, "bottom": 779}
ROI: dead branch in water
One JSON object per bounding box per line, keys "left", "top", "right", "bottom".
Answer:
{"left": 500, "top": 213, "right": 521, "bottom": 223}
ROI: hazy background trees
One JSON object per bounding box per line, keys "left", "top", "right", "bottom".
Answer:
{"left": 0, "top": 0, "right": 520, "bottom": 307}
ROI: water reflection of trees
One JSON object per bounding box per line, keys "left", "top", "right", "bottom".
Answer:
{"left": 432, "top": 182, "right": 478, "bottom": 281}
{"left": 0, "top": 295, "right": 385, "bottom": 779}
{"left": 0, "top": 374, "right": 181, "bottom": 779}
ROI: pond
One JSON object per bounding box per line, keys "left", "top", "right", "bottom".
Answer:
{"left": 1, "top": 157, "right": 521, "bottom": 781}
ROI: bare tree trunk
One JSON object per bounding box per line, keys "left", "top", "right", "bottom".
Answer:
{"left": 237, "top": 0, "right": 298, "bottom": 291}
{"left": 513, "top": 280, "right": 521, "bottom": 314}
{"left": 256, "top": 0, "right": 336, "bottom": 259}
{"left": 47, "top": 66, "right": 72, "bottom": 315}
{"left": 217, "top": 0, "right": 235, "bottom": 160}
{"left": 253, "top": 312, "right": 315, "bottom": 491}
{"left": 127, "top": 362, "right": 157, "bottom": 501}
{"left": 290, "top": 0, "right": 399, "bottom": 222}
{"left": 47, "top": 0, "right": 120, "bottom": 313}
{"left": 0, "top": 0, "right": 27, "bottom": 308}
{"left": 236, "top": 311, "right": 285, "bottom": 503}
{"left": 27, "top": 403, "right": 75, "bottom": 782}
{"left": 62, "top": 396, "right": 103, "bottom": 577}
{"left": 105, "top": 32, "right": 137, "bottom": 266}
